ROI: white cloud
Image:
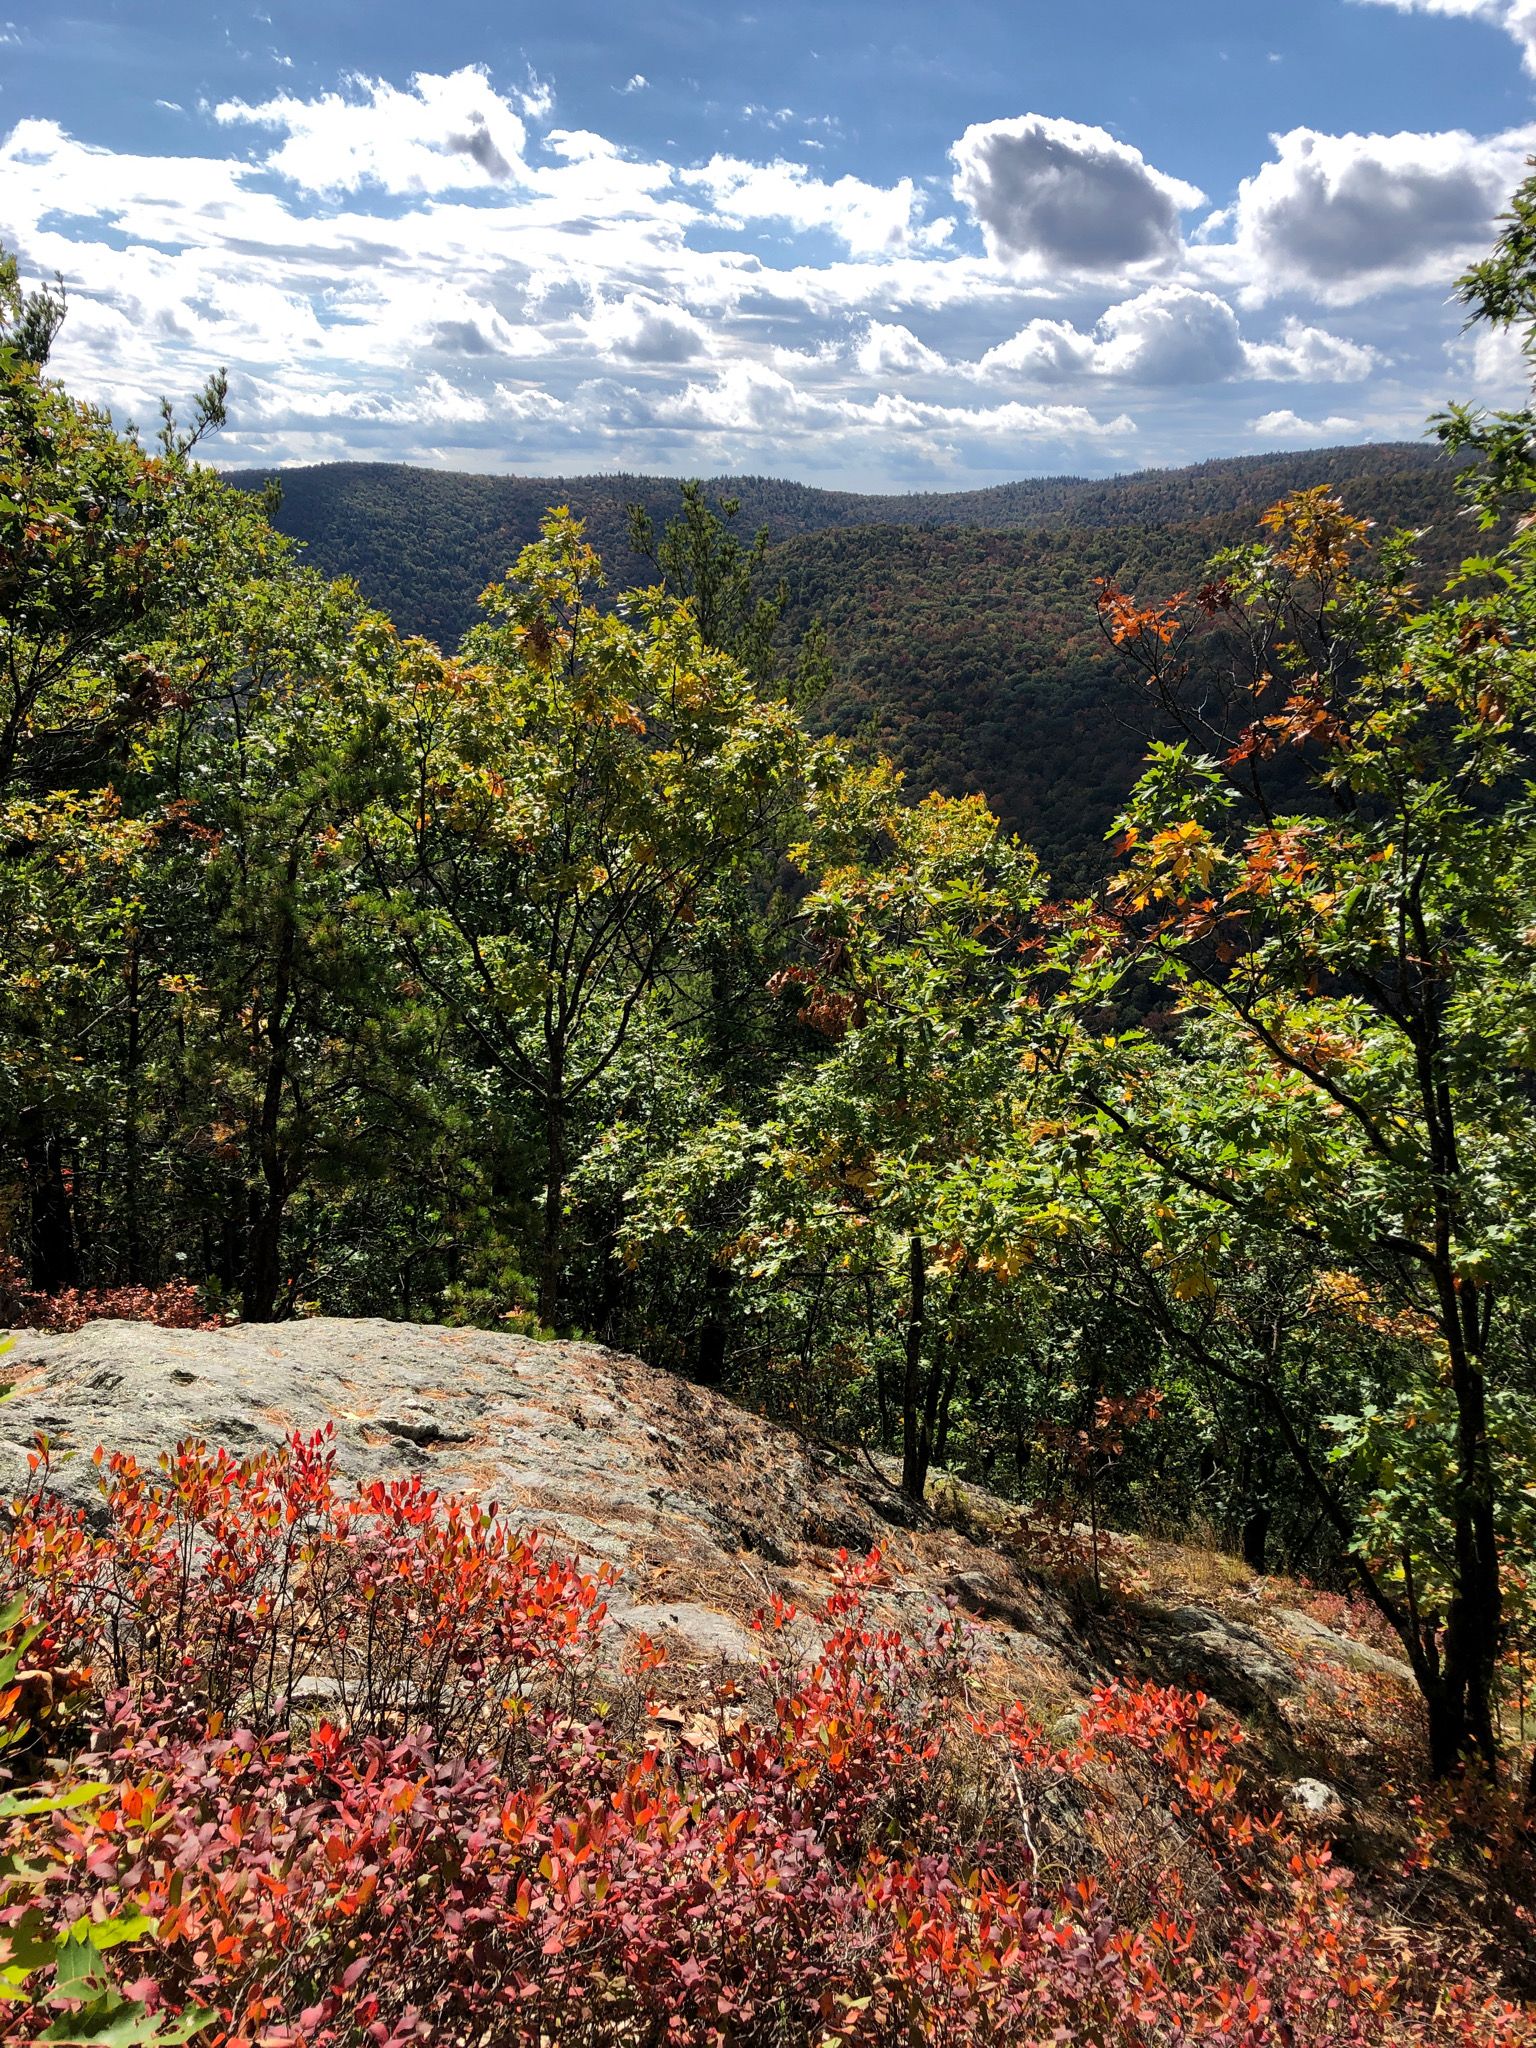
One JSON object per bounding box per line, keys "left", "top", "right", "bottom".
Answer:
{"left": 1252, "top": 408, "right": 1362, "bottom": 440}
{"left": 215, "top": 65, "right": 532, "bottom": 194}
{"left": 977, "top": 288, "right": 1378, "bottom": 386}
{"left": 518, "top": 76, "right": 555, "bottom": 121}
{"left": 859, "top": 392, "right": 1135, "bottom": 439}
{"left": 1351, "top": 0, "right": 1536, "bottom": 72}
{"left": 653, "top": 361, "right": 1132, "bottom": 441}
{"left": 411, "top": 371, "right": 491, "bottom": 423}
{"left": 683, "top": 154, "right": 950, "bottom": 256}
{"left": 580, "top": 291, "right": 712, "bottom": 363}
{"left": 620, "top": 74, "right": 648, "bottom": 94}
{"left": 855, "top": 320, "right": 947, "bottom": 375}
{"left": 424, "top": 287, "right": 558, "bottom": 358}
{"left": 1446, "top": 316, "right": 1531, "bottom": 401}
{"left": 1092, "top": 285, "right": 1248, "bottom": 382}
{"left": 0, "top": 65, "right": 1497, "bottom": 480}
{"left": 977, "top": 317, "right": 1094, "bottom": 381}
{"left": 657, "top": 360, "right": 829, "bottom": 432}
{"left": 1245, "top": 318, "right": 1380, "bottom": 379}
{"left": 949, "top": 114, "right": 1204, "bottom": 276}
{"left": 243, "top": 369, "right": 491, "bottom": 425}
{"left": 493, "top": 385, "right": 567, "bottom": 421}
{"left": 1203, "top": 123, "right": 1536, "bottom": 302}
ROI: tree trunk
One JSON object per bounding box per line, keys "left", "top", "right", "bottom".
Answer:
{"left": 240, "top": 901, "right": 297, "bottom": 1325}
{"left": 240, "top": 1052, "right": 289, "bottom": 1322}
{"left": 900, "top": 1233, "right": 927, "bottom": 1503}
{"left": 595, "top": 1226, "right": 626, "bottom": 1349}
{"left": 695, "top": 1260, "right": 731, "bottom": 1386}
{"left": 22, "top": 1130, "right": 78, "bottom": 1292}
{"left": 1426, "top": 1674, "right": 1471, "bottom": 1782}
{"left": 538, "top": 1093, "right": 565, "bottom": 1330}
{"left": 240, "top": 1187, "right": 284, "bottom": 1323}
{"left": 1434, "top": 1267, "right": 1502, "bottom": 1775}
{"left": 932, "top": 1339, "right": 963, "bottom": 1472}
{"left": 1241, "top": 1502, "right": 1271, "bottom": 1576}
{"left": 122, "top": 931, "right": 143, "bottom": 1283}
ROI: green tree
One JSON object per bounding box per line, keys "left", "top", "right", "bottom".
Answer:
{"left": 631, "top": 788, "right": 1044, "bottom": 1503}
{"left": 1437, "top": 157, "right": 1536, "bottom": 521}
{"left": 358, "top": 510, "right": 831, "bottom": 1326}
{"left": 0, "top": 252, "right": 233, "bottom": 802}
{"left": 1073, "top": 476, "right": 1536, "bottom": 1778}
{"left": 627, "top": 480, "right": 784, "bottom": 685}
{"left": 162, "top": 592, "right": 431, "bottom": 1320}
{"left": 0, "top": 268, "right": 311, "bottom": 1291}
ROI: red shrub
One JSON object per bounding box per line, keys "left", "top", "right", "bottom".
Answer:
{"left": 12, "top": 1431, "right": 611, "bottom": 1756}
{"left": 2, "top": 1432, "right": 1532, "bottom": 2046}
{"left": 0, "top": 1252, "right": 221, "bottom": 1331}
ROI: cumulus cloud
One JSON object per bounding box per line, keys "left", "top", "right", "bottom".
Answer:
{"left": 977, "top": 288, "right": 1377, "bottom": 386}
{"left": 216, "top": 65, "right": 532, "bottom": 194}
{"left": 859, "top": 392, "right": 1135, "bottom": 439}
{"left": 1351, "top": 0, "right": 1536, "bottom": 71}
{"left": 1245, "top": 319, "right": 1380, "bottom": 380}
{"left": 855, "top": 320, "right": 947, "bottom": 376}
{"left": 977, "top": 318, "right": 1094, "bottom": 381}
{"left": 1446, "top": 316, "right": 1531, "bottom": 402}
{"left": 1204, "top": 123, "right": 1536, "bottom": 301}
{"left": 243, "top": 368, "right": 492, "bottom": 425}
{"left": 657, "top": 361, "right": 829, "bottom": 433}
{"left": 493, "top": 385, "right": 567, "bottom": 421}
{"left": 683, "top": 154, "right": 950, "bottom": 257}
{"left": 949, "top": 114, "right": 1204, "bottom": 276}
{"left": 1092, "top": 286, "right": 1247, "bottom": 382}
{"left": 0, "top": 64, "right": 1490, "bottom": 478}
{"left": 428, "top": 313, "right": 556, "bottom": 358}
{"left": 1251, "top": 408, "right": 1362, "bottom": 440}
{"left": 653, "top": 360, "right": 1133, "bottom": 441}
{"left": 580, "top": 291, "right": 711, "bottom": 363}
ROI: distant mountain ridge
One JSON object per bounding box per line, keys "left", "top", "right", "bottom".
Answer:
{"left": 227, "top": 441, "right": 1452, "bottom": 650}
{"left": 229, "top": 442, "right": 1462, "bottom": 883}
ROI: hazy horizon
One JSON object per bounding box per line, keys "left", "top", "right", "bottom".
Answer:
{"left": 212, "top": 434, "right": 1438, "bottom": 493}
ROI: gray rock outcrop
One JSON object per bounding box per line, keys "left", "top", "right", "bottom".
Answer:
{"left": 0, "top": 1318, "right": 946, "bottom": 1668}
{"left": 0, "top": 1316, "right": 1424, "bottom": 1749}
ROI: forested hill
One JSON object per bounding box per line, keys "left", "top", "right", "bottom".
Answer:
{"left": 228, "top": 441, "right": 1454, "bottom": 648}
{"left": 230, "top": 441, "right": 1462, "bottom": 883}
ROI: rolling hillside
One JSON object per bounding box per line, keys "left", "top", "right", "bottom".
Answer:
{"left": 230, "top": 442, "right": 1463, "bottom": 882}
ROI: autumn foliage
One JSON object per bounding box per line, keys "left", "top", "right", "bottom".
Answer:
{"left": 0, "top": 1255, "right": 221, "bottom": 1334}
{"left": 2, "top": 1432, "right": 1532, "bottom": 2045}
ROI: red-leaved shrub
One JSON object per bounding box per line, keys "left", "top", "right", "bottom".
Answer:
{"left": 2, "top": 1430, "right": 1532, "bottom": 2045}
{"left": 0, "top": 1252, "right": 221, "bottom": 1332}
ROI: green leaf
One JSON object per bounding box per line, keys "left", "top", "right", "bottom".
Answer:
{"left": 48, "top": 1930, "right": 110, "bottom": 1999}
{"left": 72, "top": 1913, "right": 157, "bottom": 1954}
{"left": 0, "top": 1782, "right": 111, "bottom": 1819}
{"left": 0, "top": 1902, "right": 60, "bottom": 1973}
{"left": 40, "top": 2000, "right": 216, "bottom": 2046}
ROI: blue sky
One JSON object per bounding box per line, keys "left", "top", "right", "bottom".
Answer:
{"left": 0, "top": 0, "right": 1531, "bottom": 484}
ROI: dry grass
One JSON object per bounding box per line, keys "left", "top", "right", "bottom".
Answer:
{"left": 1119, "top": 1527, "right": 1257, "bottom": 1603}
